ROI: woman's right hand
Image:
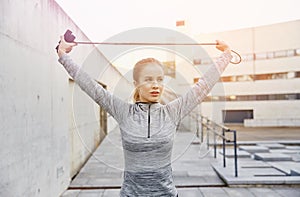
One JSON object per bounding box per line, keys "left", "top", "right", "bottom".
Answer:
{"left": 215, "top": 40, "right": 231, "bottom": 54}
{"left": 57, "top": 36, "right": 77, "bottom": 58}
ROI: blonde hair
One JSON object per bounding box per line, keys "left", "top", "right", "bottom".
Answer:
{"left": 132, "top": 58, "right": 164, "bottom": 103}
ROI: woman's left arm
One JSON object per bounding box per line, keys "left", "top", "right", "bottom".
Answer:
{"left": 165, "top": 40, "right": 232, "bottom": 125}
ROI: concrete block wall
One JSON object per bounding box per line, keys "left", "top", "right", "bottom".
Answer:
{"left": 0, "top": 0, "right": 131, "bottom": 196}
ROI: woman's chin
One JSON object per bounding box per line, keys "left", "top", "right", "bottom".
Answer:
{"left": 148, "top": 97, "right": 160, "bottom": 103}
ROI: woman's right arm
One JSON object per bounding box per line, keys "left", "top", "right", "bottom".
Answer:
{"left": 57, "top": 36, "right": 129, "bottom": 123}
{"left": 165, "top": 40, "right": 232, "bottom": 125}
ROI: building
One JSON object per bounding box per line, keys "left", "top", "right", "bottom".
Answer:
{"left": 177, "top": 20, "right": 300, "bottom": 127}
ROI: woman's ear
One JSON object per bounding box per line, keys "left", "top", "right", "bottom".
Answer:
{"left": 133, "top": 80, "right": 138, "bottom": 87}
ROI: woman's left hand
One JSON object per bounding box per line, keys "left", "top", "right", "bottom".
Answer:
{"left": 216, "top": 40, "right": 231, "bottom": 53}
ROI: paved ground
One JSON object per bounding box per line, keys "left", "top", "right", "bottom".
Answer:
{"left": 61, "top": 126, "right": 300, "bottom": 197}
{"left": 62, "top": 186, "right": 300, "bottom": 197}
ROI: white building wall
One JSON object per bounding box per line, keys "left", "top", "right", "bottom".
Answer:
{"left": 0, "top": 0, "right": 130, "bottom": 196}
{"left": 193, "top": 20, "right": 300, "bottom": 127}
{"left": 202, "top": 100, "right": 300, "bottom": 126}
{"left": 254, "top": 20, "right": 300, "bottom": 52}
{"left": 211, "top": 78, "right": 300, "bottom": 96}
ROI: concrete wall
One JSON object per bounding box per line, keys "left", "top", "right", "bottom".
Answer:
{"left": 0, "top": 0, "right": 130, "bottom": 196}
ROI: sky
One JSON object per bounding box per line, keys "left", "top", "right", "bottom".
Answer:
{"left": 55, "top": 0, "right": 300, "bottom": 42}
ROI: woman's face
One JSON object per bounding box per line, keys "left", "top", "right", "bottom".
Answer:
{"left": 135, "top": 63, "right": 164, "bottom": 103}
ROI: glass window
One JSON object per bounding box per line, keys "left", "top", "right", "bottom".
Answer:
{"left": 287, "top": 72, "right": 295, "bottom": 79}
{"left": 202, "top": 58, "right": 212, "bottom": 65}
{"left": 162, "top": 61, "right": 176, "bottom": 78}
{"left": 242, "top": 54, "right": 254, "bottom": 61}
{"left": 274, "top": 50, "right": 287, "bottom": 58}
{"left": 287, "top": 49, "right": 296, "bottom": 57}
{"left": 271, "top": 73, "right": 286, "bottom": 79}
{"left": 256, "top": 95, "right": 268, "bottom": 100}
{"left": 212, "top": 96, "right": 220, "bottom": 101}
{"left": 202, "top": 93, "right": 299, "bottom": 102}
{"left": 266, "top": 52, "right": 274, "bottom": 59}
{"left": 193, "top": 78, "right": 200, "bottom": 83}
{"left": 254, "top": 52, "right": 267, "bottom": 60}
{"left": 255, "top": 74, "right": 270, "bottom": 80}
{"left": 193, "top": 59, "right": 201, "bottom": 65}
{"left": 221, "top": 76, "right": 232, "bottom": 82}
{"left": 230, "top": 95, "right": 236, "bottom": 100}
{"left": 176, "top": 20, "right": 185, "bottom": 26}
{"left": 236, "top": 75, "right": 251, "bottom": 82}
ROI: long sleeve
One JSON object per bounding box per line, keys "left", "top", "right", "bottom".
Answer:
{"left": 165, "top": 51, "right": 232, "bottom": 125}
{"left": 58, "top": 54, "right": 129, "bottom": 123}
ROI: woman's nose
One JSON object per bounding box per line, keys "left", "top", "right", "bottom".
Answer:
{"left": 151, "top": 80, "right": 159, "bottom": 88}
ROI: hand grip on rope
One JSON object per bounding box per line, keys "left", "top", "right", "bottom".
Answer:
{"left": 55, "top": 30, "right": 76, "bottom": 53}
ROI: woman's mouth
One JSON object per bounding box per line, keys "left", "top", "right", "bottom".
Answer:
{"left": 150, "top": 91, "right": 160, "bottom": 96}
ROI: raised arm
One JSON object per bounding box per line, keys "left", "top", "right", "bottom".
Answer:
{"left": 57, "top": 36, "right": 129, "bottom": 123}
{"left": 165, "top": 40, "right": 232, "bottom": 125}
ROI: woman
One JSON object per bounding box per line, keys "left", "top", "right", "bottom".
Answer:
{"left": 57, "top": 36, "right": 232, "bottom": 197}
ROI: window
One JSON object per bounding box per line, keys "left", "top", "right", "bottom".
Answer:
{"left": 287, "top": 49, "right": 296, "bottom": 57}
{"left": 236, "top": 75, "right": 251, "bottom": 82}
{"left": 255, "top": 52, "right": 267, "bottom": 60}
{"left": 271, "top": 72, "right": 286, "bottom": 80}
{"left": 197, "top": 48, "right": 299, "bottom": 65}
{"left": 242, "top": 54, "right": 254, "bottom": 61}
{"left": 221, "top": 76, "right": 232, "bottom": 82}
{"left": 162, "top": 61, "right": 176, "bottom": 78}
{"left": 274, "top": 50, "right": 287, "bottom": 58}
{"left": 255, "top": 74, "right": 270, "bottom": 80}
{"left": 256, "top": 95, "right": 268, "bottom": 100}
{"left": 202, "top": 58, "right": 212, "bottom": 65}
{"left": 286, "top": 94, "right": 296, "bottom": 100}
{"left": 193, "top": 59, "right": 201, "bottom": 65}
{"left": 266, "top": 52, "right": 274, "bottom": 59}
{"left": 287, "top": 72, "right": 295, "bottom": 79}
{"left": 203, "top": 93, "right": 300, "bottom": 102}
{"left": 176, "top": 20, "right": 185, "bottom": 26}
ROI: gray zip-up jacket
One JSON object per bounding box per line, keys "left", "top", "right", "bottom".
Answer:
{"left": 58, "top": 52, "right": 232, "bottom": 197}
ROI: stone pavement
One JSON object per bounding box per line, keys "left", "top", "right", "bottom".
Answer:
{"left": 62, "top": 187, "right": 300, "bottom": 197}
{"left": 61, "top": 128, "right": 300, "bottom": 197}
{"left": 212, "top": 143, "right": 300, "bottom": 186}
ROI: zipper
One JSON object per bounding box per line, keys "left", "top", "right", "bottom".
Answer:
{"left": 147, "top": 104, "right": 151, "bottom": 138}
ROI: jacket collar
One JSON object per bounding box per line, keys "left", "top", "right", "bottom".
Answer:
{"left": 135, "top": 102, "right": 161, "bottom": 111}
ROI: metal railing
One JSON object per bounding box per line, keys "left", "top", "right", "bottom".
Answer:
{"left": 198, "top": 116, "right": 238, "bottom": 177}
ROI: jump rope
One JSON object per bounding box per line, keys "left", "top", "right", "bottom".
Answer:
{"left": 56, "top": 29, "right": 242, "bottom": 64}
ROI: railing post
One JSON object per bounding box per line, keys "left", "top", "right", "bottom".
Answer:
{"left": 206, "top": 119, "right": 210, "bottom": 150}
{"left": 213, "top": 130, "right": 217, "bottom": 158}
{"left": 222, "top": 128, "right": 226, "bottom": 168}
{"left": 233, "top": 130, "right": 238, "bottom": 177}
{"left": 196, "top": 115, "right": 199, "bottom": 138}
{"left": 200, "top": 116, "right": 203, "bottom": 143}
{"left": 213, "top": 125, "right": 217, "bottom": 158}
